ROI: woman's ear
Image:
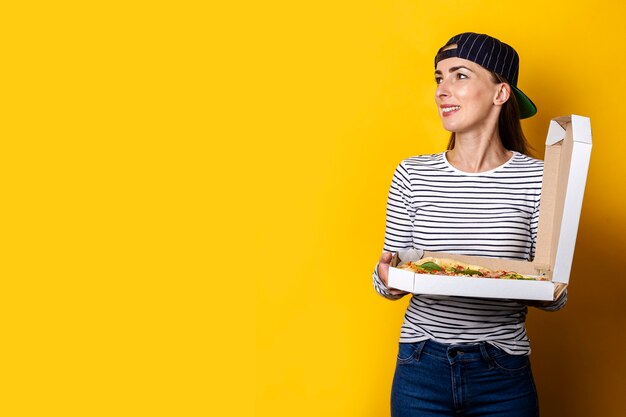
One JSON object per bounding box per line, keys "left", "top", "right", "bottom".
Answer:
{"left": 494, "top": 83, "right": 511, "bottom": 105}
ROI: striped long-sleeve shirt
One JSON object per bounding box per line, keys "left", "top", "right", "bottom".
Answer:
{"left": 373, "top": 151, "right": 567, "bottom": 355}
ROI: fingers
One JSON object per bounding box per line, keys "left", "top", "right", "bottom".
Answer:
{"left": 379, "top": 251, "right": 393, "bottom": 265}
{"left": 554, "top": 283, "right": 567, "bottom": 300}
{"left": 376, "top": 252, "right": 408, "bottom": 296}
{"left": 378, "top": 252, "right": 393, "bottom": 286}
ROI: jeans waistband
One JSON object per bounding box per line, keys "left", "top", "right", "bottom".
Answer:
{"left": 415, "top": 339, "right": 504, "bottom": 362}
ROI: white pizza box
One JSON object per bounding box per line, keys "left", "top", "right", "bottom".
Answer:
{"left": 388, "top": 115, "right": 592, "bottom": 301}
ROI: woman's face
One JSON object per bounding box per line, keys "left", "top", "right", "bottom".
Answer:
{"left": 434, "top": 57, "right": 504, "bottom": 134}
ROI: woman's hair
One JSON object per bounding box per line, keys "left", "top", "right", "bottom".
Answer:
{"left": 446, "top": 72, "right": 532, "bottom": 156}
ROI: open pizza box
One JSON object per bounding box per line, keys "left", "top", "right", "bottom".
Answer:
{"left": 388, "top": 115, "right": 592, "bottom": 301}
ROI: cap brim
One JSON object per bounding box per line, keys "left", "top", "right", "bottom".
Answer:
{"left": 511, "top": 85, "right": 537, "bottom": 119}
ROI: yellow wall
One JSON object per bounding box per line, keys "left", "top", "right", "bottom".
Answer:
{"left": 2, "top": 1, "right": 624, "bottom": 416}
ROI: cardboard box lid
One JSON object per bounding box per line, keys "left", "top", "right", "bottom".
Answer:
{"left": 532, "top": 115, "right": 592, "bottom": 283}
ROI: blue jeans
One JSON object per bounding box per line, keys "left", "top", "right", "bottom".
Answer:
{"left": 391, "top": 340, "right": 539, "bottom": 417}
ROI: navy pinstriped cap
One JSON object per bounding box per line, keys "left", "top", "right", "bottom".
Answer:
{"left": 435, "top": 32, "right": 537, "bottom": 119}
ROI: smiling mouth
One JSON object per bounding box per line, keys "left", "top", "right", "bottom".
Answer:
{"left": 441, "top": 105, "right": 461, "bottom": 114}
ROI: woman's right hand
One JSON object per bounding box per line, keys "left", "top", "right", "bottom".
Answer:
{"left": 378, "top": 252, "right": 409, "bottom": 296}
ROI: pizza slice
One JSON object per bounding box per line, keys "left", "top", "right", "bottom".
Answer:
{"left": 397, "top": 257, "right": 546, "bottom": 281}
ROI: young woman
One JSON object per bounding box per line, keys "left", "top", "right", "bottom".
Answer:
{"left": 373, "top": 33, "right": 567, "bottom": 417}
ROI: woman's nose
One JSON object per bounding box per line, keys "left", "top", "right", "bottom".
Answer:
{"left": 436, "top": 81, "right": 450, "bottom": 99}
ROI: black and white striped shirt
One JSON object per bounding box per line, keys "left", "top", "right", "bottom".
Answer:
{"left": 373, "top": 151, "right": 567, "bottom": 355}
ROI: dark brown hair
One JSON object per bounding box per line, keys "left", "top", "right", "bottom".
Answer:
{"left": 446, "top": 72, "right": 532, "bottom": 155}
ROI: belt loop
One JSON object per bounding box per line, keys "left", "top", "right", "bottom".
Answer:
{"left": 479, "top": 343, "right": 494, "bottom": 368}
{"left": 414, "top": 340, "right": 427, "bottom": 362}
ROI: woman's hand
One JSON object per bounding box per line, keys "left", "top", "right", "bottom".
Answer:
{"left": 521, "top": 283, "right": 567, "bottom": 308}
{"left": 378, "top": 252, "right": 409, "bottom": 296}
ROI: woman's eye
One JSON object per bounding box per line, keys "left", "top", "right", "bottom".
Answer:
{"left": 457, "top": 73, "right": 468, "bottom": 80}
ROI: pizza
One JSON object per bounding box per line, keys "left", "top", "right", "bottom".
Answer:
{"left": 397, "top": 257, "right": 546, "bottom": 281}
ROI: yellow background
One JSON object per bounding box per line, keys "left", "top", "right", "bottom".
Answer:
{"left": 2, "top": 1, "right": 624, "bottom": 416}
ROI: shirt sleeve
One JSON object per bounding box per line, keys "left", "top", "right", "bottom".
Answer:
{"left": 372, "top": 161, "right": 414, "bottom": 300}
{"left": 534, "top": 287, "right": 568, "bottom": 311}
